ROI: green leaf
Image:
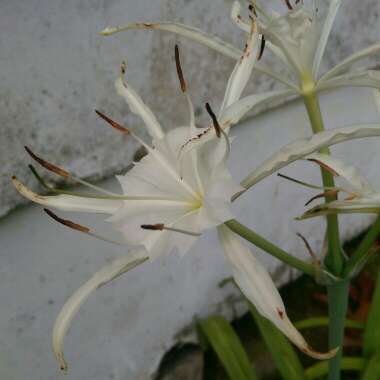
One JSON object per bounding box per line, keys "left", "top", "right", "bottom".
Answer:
{"left": 305, "top": 357, "right": 365, "bottom": 379}
{"left": 294, "top": 317, "right": 364, "bottom": 330}
{"left": 198, "top": 316, "right": 258, "bottom": 380}
{"left": 361, "top": 353, "right": 380, "bottom": 380}
{"left": 363, "top": 272, "right": 380, "bottom": 357}
{"left": 249, "top": 303, "right": 306, "bottom": 380}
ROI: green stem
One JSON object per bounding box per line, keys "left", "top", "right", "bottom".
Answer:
{"left": 303, "top": 89, "right": 348, "bottom": 380}
{"left": 327, "top": 280, "right": 350, "bottom": 380}
{"left": 294, "top": 317, "right": 364, "bottom": 331}
{"left": 225, "top": 219, "right": 315, "bottom": 276}
{"left": 303, "top": 91, "right": 343, "bottom": 275}
{"left": 343, "top": 216, "right": 380, "bottom": 277}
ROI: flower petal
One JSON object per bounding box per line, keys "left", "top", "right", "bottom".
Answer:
{"left": 12, "top": 177, "right": 122, "bottom": 214}
{"left": 221, "top": 89, "right": 297, "bottom": 126}
{"left": 52, "top": 251, "right": 148, "bottom": 372}
{"left": 307, "top": 153, "right": 375, "bottom": 194}
{"left": 236, "top": 124, "right": 380, "bottom": 198}
{"left": 218, "top": 225, "right": 338, "bottom": 359}
{"left": 115, "top": 78, "right": 164, "bottom": 140}
{"left": 220, "top": 21, "right": 260, "bottom": 114}
{"left": 101, "top": 22, "right": 241, "bottom": 59}
{"left": 312, "top": 0, "right": 342, "bottom": 78}
{"left": 320, "top": 43, "right": 380, "bottom": 82}
{"left": 316, "top": 70, "right": 380, "bottom": 92}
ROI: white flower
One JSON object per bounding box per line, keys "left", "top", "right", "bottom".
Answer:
{"left": 13, "top": 28, "right": 259, "bottom": 370}
{"left": 298, "top": 153, "right": 380, "bottom": 219}
{"left": 102, "top": 0, "right": 380, "bottom": 110}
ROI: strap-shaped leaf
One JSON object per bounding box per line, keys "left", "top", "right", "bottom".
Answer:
{"left": 305, "top": 357, "right": 364, "bottom": 379}
{"left": 198, "top": 316, "right": 258, "bottom": 380}
{"left": 249, "top": 304, "right": 307, "bottom": 380}
{"left": 363, "top": 272, "right": 380, "bottom": 357}
{"left": 361, "top": 353, "right": 380, "bottom": 380}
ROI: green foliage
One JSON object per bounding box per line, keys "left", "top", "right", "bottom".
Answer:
{"left": 361, "top": 353, "right": 380, "bottom": 380}
{"left": 198, "top": 316, "right": 258, "bottom": 380}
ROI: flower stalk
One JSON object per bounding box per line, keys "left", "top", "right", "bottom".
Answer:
{"left": 303, "top": 90, "right": 347, "bottom": 380}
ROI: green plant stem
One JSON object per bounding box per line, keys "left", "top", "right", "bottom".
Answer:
{"left": 303, "top": 91, "right": 343, "bottom": 274}
{"left": 305, "top": 357, "right": 365, "bottom": 380}
{"left": 303, "top": 90, "right": 348, "bottom": 380}
{"left": 225, "top": 219, "right": 315, "bottom": 276}
{"left": 344, "top": 216, "right": 380, "bottom": 277}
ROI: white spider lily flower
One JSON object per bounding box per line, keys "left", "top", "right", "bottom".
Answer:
{"left": 299, "top": 153, "right": 380, "bottom": 219}
{"left": 100, "top": 0, "right": 380, "bottom": 120}
{"left": 218, "top": 225, "right": 338, "bottom": 359}
{"left": 13, "top": 34, "right": 260, "bottom": 370}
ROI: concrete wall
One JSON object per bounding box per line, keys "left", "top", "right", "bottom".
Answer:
{"left": 1, "top": 0, "right": 380, "bottom": 379}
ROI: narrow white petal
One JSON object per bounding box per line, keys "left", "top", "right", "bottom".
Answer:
{"left": 374, "top": 89, "right": 380, "bottom": 115}
{"left": 236, "top": 124, "right": 380, "bottom": 197}
{"left": 220, "top": 22, "right": 260, "bottom": 114}
{"left": 52, "top": 252, "right": 148, "bottom": 371}
{"left": 101, "top": 22, "right": 241, "bottom": 59}
{"left": 307, "top": 153, "right": 375, "bottom": 194}
{"left": 230, "top": 1, "right": 250, "bottom": 33}
{"left": 320, "top": 43, "right": 380, "bottom": 82}
{"left": 312, "top": 0, "right": 342, "bottom": 78}
{"left": 316, "top": 70, "right": 380, "bottom": 92}
{"left": 218, "top": 225, "right": 337, "bottom": 359}
{"left": 12, "top": 177, "right": 122, "bottom": 214}
{"left": 115, "top": 78, "right": 164, "bottom": 140}
{"left": 221, "top": 89, "right": 297, "bottom": 126}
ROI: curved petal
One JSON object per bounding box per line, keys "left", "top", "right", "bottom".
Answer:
{"left": 307, "top": 153, "right": 375, "bottom": 194}
{"left": 218, "top": 225, "right": 338, "bottom": 359}
{"left": 235, "top": 124, "right": 380, "bottom": 199}
{"left": 221, "top": 89, "right": 297, "bottom": 125}
{"left": 316, "top": 70, "right": 380, "bottom": 92}
{"left": 319, "top": 43, "right": 380, "bottom": 82}
{"left": 101, "top": 22, "right": 241, "bottom": 60}
{"left": 12, "top": 177, "right": 122, "bottom": 214}
{"left": 115, "top": 78, "right": 164, "bottom": 140}
{"left": 220, "top": 21, "right": 260, "bottom": 114}
{"left": 52, "top": 252, "right": 148, "bottom": 372}
{"left": 312, "top": 0, "right": 342, "bottom": 78}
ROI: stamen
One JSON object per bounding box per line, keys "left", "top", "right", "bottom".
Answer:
{"left": 277, "top": 173, "right": 327, "bottom": 190}
{"left": 205, "top": 102, "right": 221, "bottom": 138}
{"left": 24, "top": 146, "right": 116, "bottom": 196}
{"left": 141, "top": 224, "right": 200, "bottom": 237}
{"left": 284, "top": 0, "right": 293, "bottom": 10}
{"left": 304, "top": 189, "right": 340, "bottom": 206}
{"left": 296, "top": 232, "right": 319, "bottom": 262}
{"left": 24, "top": 146, "right": 69, "bottom": 178}
{"left": 95, "top": 110, "right": 130, "bottom": 134}
{"left": 44, "top": 208, "right": 127, "bottom": 245}
{"left": 174, "top": 44, "right": 187, "bottom": 93}
{"left": 258, "top": 35, "right": 266, "bottom": 61}
{"left": 44, "top": 208, "right": 90, "bottom": 233}
{"left": 248, "top": 4, "right": 258, "bottom": 18}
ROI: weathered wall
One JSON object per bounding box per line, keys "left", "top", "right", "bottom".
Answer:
{"left": 1, "top": 0, "right": 379, "bottom": 217}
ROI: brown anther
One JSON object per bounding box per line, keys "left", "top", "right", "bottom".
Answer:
{"left": 24, "top": 146, "right": 69, "bottom": 178}
{"left": 258, "top": 36, "right": 266, "bottom": 60}
{"left": 296, "top": 232, "right": 319, "bottom": 261}
{"left": 44, "top": 208, "right": 90, "bottom": 233}
{"left": 95, "top": 110, "right": 130, "bottom": 134}
{"left": 141, "top": 223, "right": 165, "bottom": 231}
{"left": 120, "top": 61, "right": 126, "bottom": 75}
{"left": 308, "top": 159, "right": 339, "bottom": 176}
{"left": 174, "top": 44, "right": 187, "bottom": 93}
{"left": 304, "top": 189, "right": 339, "bottom": 206}
{"left": 205, "top": 102, "right": 221, "bottom": 138}
{"left": 284, "top": 0, "right": 293, "bottom": 10}
{"left": 248, "top": 4, "right": 258, "bottom": 17}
